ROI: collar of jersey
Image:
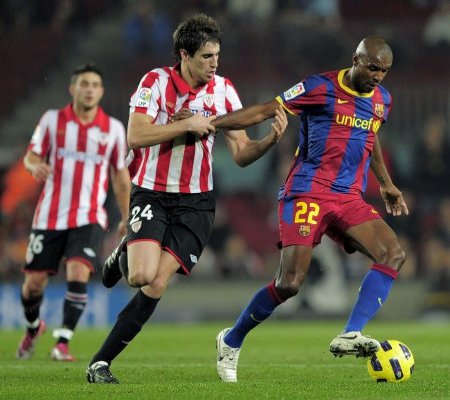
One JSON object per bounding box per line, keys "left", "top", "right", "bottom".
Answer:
{"left": 337, "top": 69, "right": 374, "bottom": 98}
{"left": 171, "top": 63, "right": 215, "bottom": 96}
{"left": 63, "top": 104, "right": 108, "bottom": 129}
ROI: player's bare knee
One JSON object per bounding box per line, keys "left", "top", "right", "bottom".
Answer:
{"left": 389, "top": 246, "right": 406, "bottom": 270}
{"left": 127, "top": 270, "right": 148, "bottom": 288}
{"left": 375, "top": 244, "right": 406, "bottom": 270}
{"left": 23, "top": 279, "right": 46, "bottom": 296}
{"left": 147, "top": 278, "right": 168, "bottom": 298}
{"left": 274, "top": 283, "right": 299, "bottom": 300}
{"left": 25, "top": 287, "right": 44, "bottom": 299}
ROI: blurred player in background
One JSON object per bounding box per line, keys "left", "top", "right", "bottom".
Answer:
{"left": 17, "top": 64, "right": 130, "bottom": 362}
{"left": 213, "top": 35, "right": 409, "bottom": 382}
{"left": 85, "top": 13, "right": 287, "bottom": 384}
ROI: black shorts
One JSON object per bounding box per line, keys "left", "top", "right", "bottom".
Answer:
{"left": 23, "top": 224, "right": 103, "bottom": 275}
{"left": 126, "top": 186, "right": 215, "bottom": 275}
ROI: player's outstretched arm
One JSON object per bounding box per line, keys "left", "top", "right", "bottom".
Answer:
{"left": 214, "top": 99, "right": 280, "bottom": 130}
{"left": 127, "top": 112, "right": 216, "bottom": 149}
{"left": 369, "top": 136, "right": 409, "bottom": 216}
{"left": 224, "top": 105, "right": 288, "bottom": 167}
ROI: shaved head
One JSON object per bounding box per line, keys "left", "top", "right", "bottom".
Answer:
{"left": 355, "top": 35, "right": 393, "bottom": 64}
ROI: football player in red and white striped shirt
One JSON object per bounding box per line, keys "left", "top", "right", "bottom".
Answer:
{"left": 17, "top": 64, "right": 131, "bottom": 362}
{"left": 86, "top": 14, "right": 287, "bottom": 383}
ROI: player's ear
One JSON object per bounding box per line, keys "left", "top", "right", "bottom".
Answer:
{"left": 352, "top": 53, "right": 358, "bottom": 66}
{"left": 69, "top": 84, "right": 75, "bottom": 96}
{"left": 180, "top": 49, "right": 189, "bottom": 61}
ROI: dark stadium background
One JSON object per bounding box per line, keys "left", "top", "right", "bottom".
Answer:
{"left": 0, "top": 0, "right": 449, "bottom": 328}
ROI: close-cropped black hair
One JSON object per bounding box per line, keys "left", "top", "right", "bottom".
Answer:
{"left": 70, "top": 63, "right": 103, "bottom": 84}
{"left": 172, "top": 13, "right": 222, "bottom": 62}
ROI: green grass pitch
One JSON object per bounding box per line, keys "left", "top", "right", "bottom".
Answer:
{"left": 0, "top": 321, "right": 448, "bottom": 399}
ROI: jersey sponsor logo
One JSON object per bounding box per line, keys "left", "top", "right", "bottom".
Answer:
{"left": 283, "top": 83, "right": 305, "bottom": 100}
{"left": 191, "top": 109, "right": 214, "bottom": 117}
{"left": 374, "top": 103, "right": 384, "bottom": 118}
{"left": 203, "top": 94, "right": 215, "bottom": 108}
{"left": 57, "top": 148, "right": 106, "bottom": 165}
{"left": 83, "top": 247, "right": 96, "bottom": 257}
{"left": 136, "top": 87, "right": 152, "bottom": 107}
{"left": 298, "top": 225, "right": 311, "bottom": 237}
{"left": 335, "top": 113, "right": 381, "bottom": 133}
{"left": 337, "top": 98, "right": 349, "bottom": 104}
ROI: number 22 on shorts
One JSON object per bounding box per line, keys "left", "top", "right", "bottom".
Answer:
{"left": 294, "top": 201, "right": 320, "bottom": 225}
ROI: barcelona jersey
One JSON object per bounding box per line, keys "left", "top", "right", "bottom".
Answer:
{"left": 276, "top": 69, "right": 392, "bottom": 198}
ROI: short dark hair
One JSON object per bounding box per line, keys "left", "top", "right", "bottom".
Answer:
{"left": 172, "top": 13, "right": 222, "bottom": 62}
{"left": 70, "top": 63, "right": 103, "bottom": 84}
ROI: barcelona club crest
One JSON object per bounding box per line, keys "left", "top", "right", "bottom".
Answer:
{"left": 374, "top": 103, "right": 384, "bottom": 118}
{"left": 298, "top": 225, "right": 311, "bottom": 237}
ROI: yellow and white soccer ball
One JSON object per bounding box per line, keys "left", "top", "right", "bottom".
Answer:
{"left": 367, "top": 340, "right": 415, "bottom": 383}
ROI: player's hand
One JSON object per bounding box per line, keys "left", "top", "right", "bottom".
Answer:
{"left": 380, "top": 185, "right": 409, "bottom": 216}
{"left": 185, "top": 113, "right": 216, "bottom": 137}
{"left": 117, "top": 219, "right": 127, "bottom": 237}
{"left": 269, "top": 105, "right": 288, "bottom": 144}
{"left": 31, "top": 162, "right": 52, "bottom": 182}
{"left": 169, "top": 108, "right": 193, "bottom": 123}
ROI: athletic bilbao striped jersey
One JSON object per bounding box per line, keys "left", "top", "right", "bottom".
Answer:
{"left": 29, "top": 104, "right": 127, "bottom": 230}
{"left": 129, "top": 65, "right": 242, "bottom": 193}
{"left": 277, "top": 69, "right": 392, "bottom": 197}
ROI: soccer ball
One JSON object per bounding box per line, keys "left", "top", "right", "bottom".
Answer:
{"left": 367, "top": 340, "right": 415, "bottom": 383}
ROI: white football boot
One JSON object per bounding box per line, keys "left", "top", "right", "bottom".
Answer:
{"left": 329, "top": 331, "right": 381, "bottom": 358}
{"left": 216, "top": 328, "right": 241, "bottom": 383}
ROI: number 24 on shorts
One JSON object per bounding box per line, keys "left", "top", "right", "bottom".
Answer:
{"left": 129, "top": 204, "right": 154, "bottom": 225}
{"left": 294, "top": 201, "right": 320, "bottom": 225}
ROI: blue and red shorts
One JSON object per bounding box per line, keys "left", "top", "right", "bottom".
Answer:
{"left": 278, "top": 192, "right": 381, "bottom": 251}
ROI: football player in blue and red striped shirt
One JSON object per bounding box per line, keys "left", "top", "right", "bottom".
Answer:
{"left": 214, "top": 35, "right": 409, "bottom": 383}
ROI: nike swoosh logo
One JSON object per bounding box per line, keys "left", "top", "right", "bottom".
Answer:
{"left": 250, "top": 313, "right": 263, "bottom": 323}
{"left": 340, "top": 335, "right": 358, "bottom": 340}
{"left": 371, "top": 209, "right": 379, "bottom": 214}
{"left": 378, "top": 297, "right": 383, "bottom": 306}
{"left": 337, "top": 98, "right": 349, "bottom": 104}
